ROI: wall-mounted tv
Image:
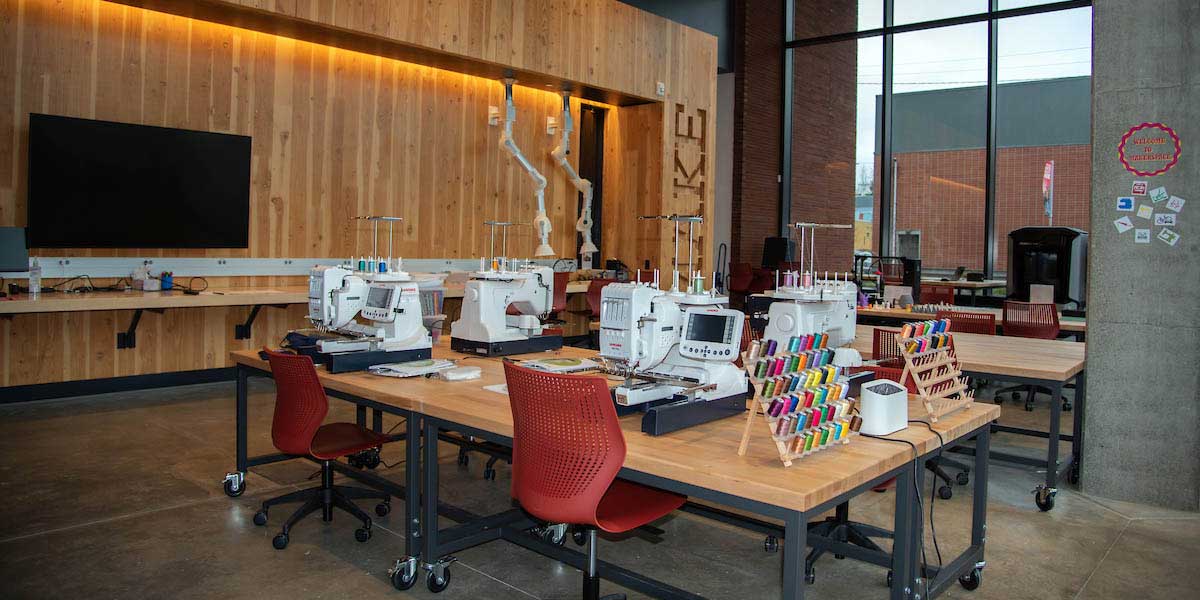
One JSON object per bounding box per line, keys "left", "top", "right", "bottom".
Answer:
{"left": 26, "top": 114, "right": 251, "bottom": 248}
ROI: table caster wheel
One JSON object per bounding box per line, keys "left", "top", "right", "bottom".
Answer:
{"left": 272, "top": 533, "right": 289, "bottom": 550}
{"left": 375, "top": 502, "right": 391, "bottom": 517}
{"left": 939, "top": 485, "right": 953, "bottom": 500}
{"left": 1034, "top": 486, "right": 1056, "bottom": 512}
{"left": 427, "top": 568, "right": 451, "bottom": 593}
{"left": 355, "top": 527, "right": 371, "bottom": 543}
{"left": 886, "top": 571, "right": 894, "bottom": 588}
{"left": 956, "top": 471, "right": 971, "bottom": 486}
{"left": 804, "top": 569, "right": 815, "bottom": 585}
{"left": 1063, "top": 401, "right": 1073, "bottom": 412}
{"left": 1068, "top": 464, "right": 1080, "bottom": 485}
{"left": 959, "top": 567, "right": 982, "bottom": 590}
{"left": 223, "top": 478, "right": 245, "bottom": 497}
{"left": 391, "top": 565, "right": 417, "bottom": 590}
{"left": 763, "top": 535, "right": 779, "bottom": 553}
{"left": 253, "top": 510, "right": 268, "bottom": 526}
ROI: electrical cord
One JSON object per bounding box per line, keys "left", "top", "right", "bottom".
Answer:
{"left": 861, "top": 432, "right": 932, "bottom": 598}
{"left": 910, "top": 420, "right": 946, "bottom": 569}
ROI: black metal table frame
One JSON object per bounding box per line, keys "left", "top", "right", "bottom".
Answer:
{"left": 957, "top": 367, "right": 1084, "bottom": 509}
{"left": 227, "top": 362, "right": 991, "bottom": 599}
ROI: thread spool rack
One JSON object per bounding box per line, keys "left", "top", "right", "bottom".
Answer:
{"left": 737, "top": 345, "right": 860, "bottom": 468}
{"left": 895, "top": 323, "right": 974, "bottom": 422}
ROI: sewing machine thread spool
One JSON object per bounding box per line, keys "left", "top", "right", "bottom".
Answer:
{"left": 748, "top": 340, "right": 762, "bottom": 361}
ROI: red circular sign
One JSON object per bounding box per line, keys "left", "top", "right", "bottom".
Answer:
{"left": 1118, "top": 122, "right": 1181, "bottom": 177}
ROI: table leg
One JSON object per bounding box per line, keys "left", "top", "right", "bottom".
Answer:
{"left": 1071, "top": 370, "right": 1085, "bottom": 485}
{"left": 422, "top": 419, "right": 443, "bottom": 568}
{"left": 373, "top": 408, "right": 384, "bottom": 433}
{"left": 972, "top": 426, "right": 990, "bottom": 551}
{"left": 1046, "top": 380, "right": 1063, "bottom": 491}
{"left": 891, "top": 465, "right": 915, "bottom": 600}
{"left": 406, "top": 414, "right": 421, "bottom": 558}
{"left": 912, "top": 462, "right": 927, "bottom": 587}
{"left": 356, "top": 405, "right": 367, "bottom": 428}
{"left": 782, "top": 511, "right": 808, "bottom": 600}
{"left": 236, "top": 364, "right": 248, "bottom": 476}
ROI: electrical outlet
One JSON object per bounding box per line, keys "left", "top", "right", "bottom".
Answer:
{"left": 546, "top": 116, "right": 557, "bottom": 135}
{"left": 655, "top": 81, "right": 666, "bottom": 97}
{"left": 487, "top": 106, "right": 500, "bottom": 126}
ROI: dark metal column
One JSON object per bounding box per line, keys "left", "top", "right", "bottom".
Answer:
{"left": 406, "top": 415, "right": 421, "bottom": 557}
{"left": 782, "top": 510, "right": 808, "bottom": 599}
{"left": 983, "top": 0, "right": 1000, "bottom": 278}
{"left": 878, "top": 0, "right": 896, "bottom": 256}
{"left": 779, "top": 0, "right": 795, "bottom": 237}
{"left": 236, "top": 364, "right": 248, "bottom": 475}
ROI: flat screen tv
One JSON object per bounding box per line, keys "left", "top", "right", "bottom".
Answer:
{"left": 26, "top": 114, "right": 251, "bottom": 248}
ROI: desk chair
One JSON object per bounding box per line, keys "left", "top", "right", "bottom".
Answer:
{"left": 504, "top": 362, "right": 685, "bottom": 600}
{"left": 998, "top": 301, "right": 1068, "bottom": 412}
{"left": 935, "top": 309, "right": 995, "bottom": 335}
{"left": 921, "top": 284, "right": 955, "bottom": 305}
{"left": 252, "top": 349, "right": 391, "bottom": 549}
{"left": 748, "top": 268, "right": 774, "bottom": 294}
{"left": 583, "top": 279, "right": 616, "bottom": 348}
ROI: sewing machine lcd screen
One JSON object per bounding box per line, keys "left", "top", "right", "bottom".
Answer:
{"left": 366, "top": 287, "right": 393, "bottom": 309}
{"left": 686, "top": 313, "right": 733, "bottom": 344}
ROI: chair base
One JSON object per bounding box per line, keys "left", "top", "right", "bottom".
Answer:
{"left": 254, "top": 460, "right": 390, "bottom": 549}
{"left": 995, "top": 384, "right": 1072, "bottom": 412}
{"left": 927, "top": 455, "right": 971, "bottom": 499}
{"left": 805, "top": 503, "right": 893, "bottom": 584}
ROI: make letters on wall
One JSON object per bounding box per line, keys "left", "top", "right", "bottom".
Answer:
{"left": 672, "top": 104, "right": 708, "bottom": 271}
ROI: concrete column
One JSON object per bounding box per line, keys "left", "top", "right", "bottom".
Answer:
{"left": 1085, "top": 0, "right": 1199, "bottom": 510}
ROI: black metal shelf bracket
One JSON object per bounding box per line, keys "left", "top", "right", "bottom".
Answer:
{"left": 235, "top": 304, "right": 289, "bottom": 340}
{"left": 116, "top": 308, "right": 163, "bottom": 349}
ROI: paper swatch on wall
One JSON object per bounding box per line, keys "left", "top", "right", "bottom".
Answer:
{"left": 1149, "top": 186, "right": 1170, "bottom": 203}
{"left": 1166, "top": 196, "right": 1185, "bottom": 213}
{"left": 1136, "top": 204, "right": 1154, "bottom": 220}
{"left": 1117, "top": 196, "right": 1135, "bottom": 211}
{"left": 1157, "top": 228, "right": 1180, "bottom": 246}
{"left": 1134, "top": 229, "right": 1151, "bottom": 244}
{"left": 1113, "top": 216, "right": 1134, "bottom": 233}
{"left": 1132, "top": 181, "right": 1148, "bottom": 195}
{"left": 1154, "top": 213, "right": 1177, "bottom": 227}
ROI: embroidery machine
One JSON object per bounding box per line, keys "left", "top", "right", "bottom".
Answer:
{"left": 598, "top": 215, "right": 750, "bottom": 435}
{"left": 762, "top": 222, "right": 859, "bottom": 350}
{"left": 306, "top": 216, "right": 433, "bottom": 372}
{"left": 449, "top": 221, "right": 562, "bottom": 356}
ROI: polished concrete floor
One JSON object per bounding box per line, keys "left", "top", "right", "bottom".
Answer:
{"left": 0, "top": 379, "right": 1197, "bottom": 600}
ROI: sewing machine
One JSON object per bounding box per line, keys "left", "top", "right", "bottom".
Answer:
{"left": 450, "top": 263, "right": 562, "bottom": 356}
{"left": 306, "top": 265, "right": 433, "bottom": 372}
{"left": 763, "top": 274, "right": 859, "bottom": 349}
{"left": 599, "top": 278, "right": 749, "bottom": 435}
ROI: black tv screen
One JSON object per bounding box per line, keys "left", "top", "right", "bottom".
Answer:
{"left": 26, "top": 114, "right": 251, "bottom": 248}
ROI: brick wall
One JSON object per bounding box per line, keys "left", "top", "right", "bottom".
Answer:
{"left": 871, "top": 144, "right": 1091, "bottom": 273}
{"left": 731, "top": 1, "right": 856, "bottom": 271}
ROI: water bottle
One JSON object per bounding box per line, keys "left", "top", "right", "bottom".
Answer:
{"left": 28, "top": 258, "right": 42, "bottom": 299}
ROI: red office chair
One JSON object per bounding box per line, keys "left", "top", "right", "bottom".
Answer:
{"left": 585, "top": 279, "right": 616, "bottom": 319}
{"left": 921, "top": 284, "right": 955, "bottom": 305}
{"left": 748, "top": 268, "right": 774, "bottom": 294}
{"left": 503, "top": 362, "right": 685, "bottom": 600}
{"left": 540, "top": 271, "right": 572, "bottom": 336}
{"left": 252, "top": 349, "right": 391, "bottom": 549}
{"left": 936, "top": 310, "right": 995, "bottom": 335}
{"left": 878, "top": 262, "right": 905, "bottom": 286}
{"left": 728, "top": 262, "right": 753, "bottom": 294}
{"left": 999, "top": 301, "right": 1066, "bottom": 411}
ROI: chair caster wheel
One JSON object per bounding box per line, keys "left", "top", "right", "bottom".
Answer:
{"left": 804, "top": 569, "right": 815, "bottom": 585}
{"left": 573, "top": 529, "right": 587, "bottom": 546}
{"left": 939, "top": 485, "right": 953, "bottom": 500}
{"left": 355, "top": 527, "right": 372, "bottom": 543}
{"left": 375, "top": 502, "right": 391, "bottom": 517}
{"left": 956, "top": 471, "right": 971, "bottom": 486}
{"left": 763, "top": 535, "right": 779, "bottom": 553}
{"left": 1011, "top": 392, "right": 1022, "bottom": 402}
{"left": 538, "top": 525, "right": 567, "bottom": 546}
{"left": 272, "top": 533, "right": 289, "bottom": 550}
{"left": 1035, "top": 487, "right": 1056, "bottom": 511}
{"left": 483, "top": 467, "right": 497, "bottom": 481}
{"left": 426, "top": 568, "right": 451, "bottom": 593}
{"left": 1024, "top": 401, "right": 1035, "bottom": 412}
{"left": 223, "top": 479, "right": 245, "bottom": 497}
{"left": 959, "top": 567, "right": 982, "bottom": 590}
{"left": 391, "top": 565, "right": 417, "bottom": 590}
{"left": 1068, "top": 465, "right": 1080, "bottom": 485}
{"left": 253, "top": 510, "right": 268, "bottom": 526}
{"left": 1063, "top": 401, "right": 1073, "bottom": 412}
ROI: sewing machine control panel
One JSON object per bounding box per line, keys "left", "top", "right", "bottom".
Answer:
{"left": 678, "top": 307, "right": 743, "bottom": 361}
{"left": 361, "top": 284, "right": 400, "bottom": 322}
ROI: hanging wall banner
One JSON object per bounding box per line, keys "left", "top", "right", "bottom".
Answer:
{"left": 1118, "top": 122, "right": 1181, "bottom": 177}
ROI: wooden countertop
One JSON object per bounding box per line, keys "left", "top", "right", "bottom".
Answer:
{"left": 230, "top": 344, "right": 999, "bottom": 513}
{"left": 920, "top": 278, "right": 1006, "bottom": 289}
{"left": 851, "top": 324, "right": 1085, "bottom": 381}
{"left": 857, "top": 305, "right": 1086, "bottom": 333}
{"left": 0, "top": 286, "right": 310, "bottom": 314}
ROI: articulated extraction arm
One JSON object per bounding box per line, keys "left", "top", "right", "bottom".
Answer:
{"left": 498, "top": 78, "right": 554, "bottom": 257}
{"left": 550, "top": 91, "right": 598, "bottom": 257}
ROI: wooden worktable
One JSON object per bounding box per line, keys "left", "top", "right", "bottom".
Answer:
{"left": 0, "top": 286, "right": 310, "bottom": 314}
{"left": 857, "top": 305, "right": 1087, "bottom": 334}
{"left": 920, "top": 278, "right": 1006, "bottom": 290}
{"left": 230, "top": 345, "right": 999, "bottom": 513}
{"left": 851, "top": 324, "right": 1085, "bottom": 381}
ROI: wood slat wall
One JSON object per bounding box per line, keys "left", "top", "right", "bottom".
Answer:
{"left": 0, "top": 0, "right": 717, "bottom": 388}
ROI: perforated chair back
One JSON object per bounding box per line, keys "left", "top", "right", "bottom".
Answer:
{"left": 748, "top": 268, "right": 774, "bottom": 293}
{"left": 263, "top": 349, "right": 329, "bottom": 456}
{"left": 586, "top": 279, "right": 616, "bottom": 318}
{"left": 922, "top": 284, "right": 954, "bottom": 305}
{"left": 879, "top": 262, "right": 905, "bottom": 285}
{"left": 552, "top": 271, "right": 570, "bottom": 314}
{"left": 728, "top": 263, "right": 753, "bottom": 293}
{"left": 851, "top": 364, "right": 918, "bottom": 394}
{"left": 936, "top": 310, "right": 995, "bottom": 335}
{"left": 503, "top": 361, "right": 626, "bottom": 527}
{"left": 872, "top": 327, "right": 904, "bottom": 365}
{"left": 1002, "top": 301, "right": 1060, "bottom": 340}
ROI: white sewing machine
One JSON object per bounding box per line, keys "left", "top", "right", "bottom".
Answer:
{"left": 599, "top": 279, "right": 749, "bottom": 435}
{"left": 450, "top": 263, "right": 562, "bottom": 356}
{"left": 762, "top": 273, "right": 859, "bottom": 349}
{"left": 306, "top": 265, "right": 433, "bottom": 369}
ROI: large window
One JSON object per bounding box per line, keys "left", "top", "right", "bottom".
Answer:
{"left": 786, "top": 0, "right": 1093, "bottom": 279}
